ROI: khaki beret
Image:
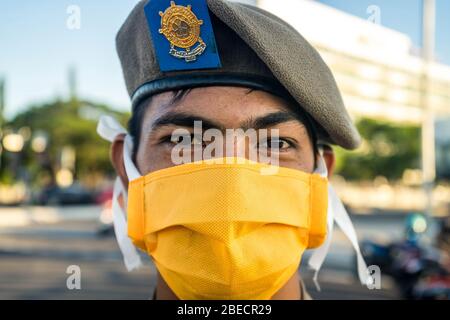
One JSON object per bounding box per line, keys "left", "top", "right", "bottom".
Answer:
{"left": 116, "top": 0, "right": 361, "bottom": 150}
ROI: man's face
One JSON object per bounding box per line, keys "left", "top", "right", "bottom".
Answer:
{"left": 134, "top": 86, "right": 316, "bottom": 176}
{"left": 111, "top": 86, "right": 320, "bottom": 299}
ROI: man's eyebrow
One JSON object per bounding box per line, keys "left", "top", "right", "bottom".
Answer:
{"left": 248, "top": 112, "right": 303, "bottom": 130}
{"left": 151, "top": 112, "right": 225, "bottom": 131}
{"left": 151, "top": 111, "right": 303, "bottom": 133}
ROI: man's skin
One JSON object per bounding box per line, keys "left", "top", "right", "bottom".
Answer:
{"left": 111, "top": 86, "right": 335, "bottom": 300}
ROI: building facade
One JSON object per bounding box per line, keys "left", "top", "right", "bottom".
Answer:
{"left": 256, "top": 0, "right": 450, "bottom": 126}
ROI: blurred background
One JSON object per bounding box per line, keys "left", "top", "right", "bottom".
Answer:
{"left": 0, "top": 0, "right": 449, "bottom": 300}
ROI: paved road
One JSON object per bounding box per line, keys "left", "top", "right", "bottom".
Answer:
{"left": 0, "top": 206, "right": 404, "bottom": 300}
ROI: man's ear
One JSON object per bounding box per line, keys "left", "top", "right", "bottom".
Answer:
{"left": 321, "top": 145, "right": 336, "bottom": 178}
{"left": 111, "top": 134, "right": 129, "bottom": 189}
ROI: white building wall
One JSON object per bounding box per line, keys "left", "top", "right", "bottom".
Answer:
{"left": 257, "top": 0, "right": 450, "bottom": 125}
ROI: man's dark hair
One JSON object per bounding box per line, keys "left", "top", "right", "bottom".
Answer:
{"left": 128, "top": 89, "right": 318, "bottom": 166}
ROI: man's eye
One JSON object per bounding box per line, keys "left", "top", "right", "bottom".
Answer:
{"left": 170, "top": 135, "right": 187, "bottom": 144}
{"left": 169, "top": 134, "right": 204, "bottom": 146}
{"left": 259, "top": 138, "right": 292, "bottom": 151}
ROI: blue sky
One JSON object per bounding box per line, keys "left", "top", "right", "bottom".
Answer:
{"left": 0, "top": 0, "right": 449, "bottom": 119}
{"left": 0, "top": 0, "right": 141, "bottom": 119}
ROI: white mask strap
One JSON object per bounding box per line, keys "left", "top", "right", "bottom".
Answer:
{"left": 330, "top": 185, "right": 370, "bottom": 285}
{"left": 314, "top": 154, "right": 328, "bottom": 177}
{"left": 308, "top": 187, "right": 335, "bottom": 291}
{"left": 97, "top": 115, "right": 142, "bottom": 271}
{"left": 308, "top": 155, "right": 370, "bottom": 289}
{"left": 97, "top": 115, "right": 127, "bottom": 142}
{"left": 124, "top": 135, "right": 141, "bottom": 181}
{"left": 112, "top": 177, "right": 142, "bottom": 271}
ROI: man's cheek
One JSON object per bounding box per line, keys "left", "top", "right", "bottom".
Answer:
{"left": 138, "top": 146, "right": 178, "bottom": 174}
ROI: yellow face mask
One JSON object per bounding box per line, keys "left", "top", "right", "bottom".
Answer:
{"left": 126, "top": 157, "right": 328, "bottom": 300}
{"left": 98, "top": 116, "right": 369, "bottom": 298}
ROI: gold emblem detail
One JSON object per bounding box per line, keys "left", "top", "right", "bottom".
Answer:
{"left": 159, "top": 1, "right": 206, "bottom": 62}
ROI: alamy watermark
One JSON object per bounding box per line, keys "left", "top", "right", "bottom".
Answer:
{"left": 66, "top": 5, "right": 81, "bottom": 30}
{"left": 66, "top": 265, "right": 81, "bottom": 290}
{"left": 367, "top": 5, "right": 381, "bottom": 25}
{"left": 366, "top": 265, "right": 381, "bottom": 290}
{"left": 170, "top": 121, "right": 281, "bottom": 175}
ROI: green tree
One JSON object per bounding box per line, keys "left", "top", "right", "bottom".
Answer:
{"left": 335, "top": 118, "right": 421, "bottom": 181}
{"left": 1, "top": 98, "right": 129, "bottom": 187}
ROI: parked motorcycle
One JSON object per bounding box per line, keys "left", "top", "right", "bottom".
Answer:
{"left": 360, "top": 213, "right": 450, "bottom": 299}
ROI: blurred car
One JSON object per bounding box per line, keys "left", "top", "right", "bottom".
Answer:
{"left": 437, "top": 215, "right": 450, "bottom": 253}
{"left": 35, "top": 184, "right": 95, "bottom": 205}
{"left": 95, "top": 188, "right": 113, "bottom": 206}
{"left": 360, "top": 213, "right": 450, "bottom": 300}
{"left": 96, "top": 187, "right": 115, "bottom": 236}
{"left": 413, "top": 274, "right": 450, "bottom": 300}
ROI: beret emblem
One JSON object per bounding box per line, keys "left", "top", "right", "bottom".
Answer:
{"left": 158, "top": 1, "right": 206, "bottom": 62}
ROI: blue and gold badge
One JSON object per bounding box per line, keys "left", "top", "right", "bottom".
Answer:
{"left": 159, "top": 1, "right": 206, "bottom": 62}
{"left": 145, "top": 0, "right": 222, "bottom": 72}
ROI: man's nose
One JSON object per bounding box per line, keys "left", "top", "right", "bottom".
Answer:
{"left": 225, "top": 134, "right": 256, "bottom": 160}
{"left": 199, "top": 133, "right": 257, "bottom": 161}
